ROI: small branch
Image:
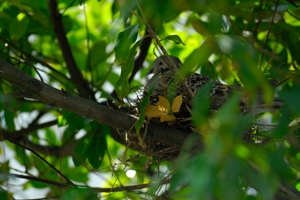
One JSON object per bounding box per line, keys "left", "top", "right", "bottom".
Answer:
{"left": 136, "top": 3, "right": 178, "bottom": 72}
{"left": 7, "top": 139, "right": 75, "bottom": 186}
{"left": 1, "top": 115, "right": 76, "bottom": 157}
{"left": 48, "top": 0, "right": 94, "bottom": 99}
{"left": 1, "top": 172, "right": 170, "bottom": 193}
{"left": 2, "top": 120, "right": 57, "bottom": 141}
{"left": 1, "top": 117, "right": 77, "bottom": 157}
{"left": 0, "top": 35, "right": 73, "bottom": 87}
{"left": 136, "top": 5, "right": 166, "bottom": 55}
{"left": 89, "top": 178, "right": 170, "bottom": 193}
{"left": 16, "top": 138, "right": 77, "bottom": 157}
{"left": 0, "top": 172, "right": 70, "bottom": 188}
{"left": 259, "top": 0, "right": 279, "bottom": 70}
{"left": 278, "top": 183, "right": 300, "bottom": 200}
{"left": 286, "top": 0, "right": 300, "bottom": 8}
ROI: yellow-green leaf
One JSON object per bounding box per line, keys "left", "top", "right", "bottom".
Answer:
{"left": 160, "top": 115, "right": 176, "bottom": 122}
{"left": 172, "top": 95, "right": 183, "bottom": 113}
{"left": 115, "top": 39, "right": 142, "bottom": 100}
{"left": 157, "top": 96, "right": 171, "bottom": 110}
{"left": 135, "top": 85, "right": 155, "bottom": 135}
{"left": 144, "top": 105, "right": 168, "bottom": 119}
{"left": 114, "top": 24, "right": 139, "bottom": 64}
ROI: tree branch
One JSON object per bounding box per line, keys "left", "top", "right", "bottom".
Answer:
{"left": 15, "top": 138, "right": 77, "bottom": 157}
{"left": 0, "top": 36, "right": 71, "bottom": 86}
{"left": 129, "top": 29, "right": 152, "bottom": 83}
{"left": 1, "top": 118, "right": 76, "bottom": 157}
{"left": 7, "top": 139, "right": 75, "bottom": 186}
{"left": 0, "top": 58, "right": 201, "bottom": 152}
{"left": 48, "top": 0, "right": 94, "bottom": 99}
{"left": 1, "top": 172, "right": 170, "bottom": 193}
{"left": 1, "top": 120, "right": 57, "bottom": 141}
{"left": 0, "top": 172, "right": 70, "bottom": 188}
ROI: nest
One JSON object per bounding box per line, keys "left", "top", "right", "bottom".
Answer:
{"left": 125, "top": 132, "right": 182, "bottom": 161}
{"left": 120, "top": 77, "right": 273, "bottom": 160}
{"left": 114, "top": 95, "right": 194, "bottom": 161}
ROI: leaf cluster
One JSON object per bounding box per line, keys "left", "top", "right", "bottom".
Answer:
{"left": 0, "top": 0, "right": 300, "bottom": 199}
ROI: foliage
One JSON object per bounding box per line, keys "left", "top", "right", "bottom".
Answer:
{"left": 0, "top": 0, "right": 300, "bottom": 199}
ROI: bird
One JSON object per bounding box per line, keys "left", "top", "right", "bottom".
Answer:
{"left": 144, "top": 55, "right": 282, "bottom": 128}
{"left": 145, "top": 55, "right": 182, "bottom": 99}
{"left": 145, "top": 56, "right": 244, "bottom": 110}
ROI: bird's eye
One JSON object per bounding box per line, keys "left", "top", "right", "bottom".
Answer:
{"left": 158, "top": 61, "right": 163, "bottom": 65}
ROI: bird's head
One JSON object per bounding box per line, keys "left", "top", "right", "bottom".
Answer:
{"left": 148, "top": 55, "right": 182, "bottom": 75}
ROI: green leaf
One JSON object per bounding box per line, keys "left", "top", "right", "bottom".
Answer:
{"left": 89, "top": 40, "right": 108, "bottom": 67}
{"left": 135, "top": 85, "right": 155, "bottom": 135}
{"left": 162, "top": 34, "right": 185, "bottom": 45}
{"left": 176, "top": 37, "right": 217, "bottom": 81}
{"left": 189, "top": 12, "right": 224, "bottom": 36}
{"left": 78, "top": 0, "right": 88, "bottom": 5}
{"left": 215, "top": 35, "right": 273, "bottom": 103}
{"left": 192, "top": 81, "right": 214, "bottom": 127}
{"left": 14, "top": 145, "right": 30, "bottom": 166}
{"left": 215, "top": 159, "right": 243, "bottom": 200}
{"left": 87, "top": 126, "right": 108, "bottom": 169}
{"left": 58, "top": 110, "right": 90, "bottom": 130}
{"left": 280, "top": 84, "right": 300, "bottom": 114}
{"left": 114, "top": 24, "right": 139, "bottom": 64}
{"left": 171, "top": 154, "right": 214, "bottom": 199}
{"left": 57, "top": 112, "right": 69, "bottom": 127}
{"left": 189, "top": 14, "right": 210, "bottom": 36}
{"left": 9, "top": 13, "right": 29, "bottom": 40}
{"left": 4, "top": 107, "right": 15, "bottom": 131}
{"left": 199, "top": 61, "right": 217, "bottom": 78}
{"left": 214, "top": 93, "right": 240, "bottom": 123}
{"left": 30, "top": 179, "right": 49, "bottom": 189}
{"left": 62, "top": 158, "right": 89, "bottom": 183}
{"left": 140, "top": 1, "right": 180, "bottom": 31}
{"left": 61, "top": 188, "right": 98, "bottom": 200}
{"left": 72, "top": 135, "right": 89, "bottom": 167}
{"left": 0, "top": 190, "right": 8, "bottom": 200}
{"left": 272, "top": 109, "right": 290, "bottom": 139}
{"left": 114, "top": 59, "right": 133, "bottom": 100}
{"left": 115, "top": 39, "right": 142, "bottom": 99}
{"left": 126, "top": 191, "right": 141, "bottom": 199}
{"left": 45, "top": 128, "right": 59, "bottom": 145}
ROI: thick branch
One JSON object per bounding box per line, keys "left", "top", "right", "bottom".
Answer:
{"left": 48, "top": 0, "right": 94, "bottom": 99}
{"left": 0, "top": 58, "right": 200, "bottom": 150}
